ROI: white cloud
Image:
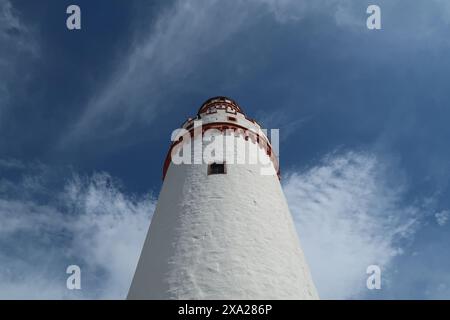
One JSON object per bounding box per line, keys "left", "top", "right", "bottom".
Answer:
{"left": 435, "top": 210, "right": 449, "bottom": 226}
{"left": 0, "top": 169, "right": 154, "bottom": 299}
{"left": 259, "top": 0, "right": 362, "bottom": 26}
{"left": 257, "top": 110, "right": 311, "bottom": 142}
{"left": 0, "top": 0, "right": 37, "bottom": 64}
{"left": 0, "top": 158, "right": 25, "bottom": 169}
{"left": 283, "top": 151, "right": 421, "bottom": 299}
{"left": 0, "top": 0, "right": 38, "bottom": 116}
{"left": 0, "top": 0, "right": 20, "bottom": 38}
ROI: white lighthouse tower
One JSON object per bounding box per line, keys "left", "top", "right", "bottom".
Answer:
{"left": 128, "top": 97, "right": 318, "bottom": 300}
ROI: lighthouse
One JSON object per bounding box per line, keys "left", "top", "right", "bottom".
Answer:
{"left": 127, "top": 97, "right": 318, "bottom": 299}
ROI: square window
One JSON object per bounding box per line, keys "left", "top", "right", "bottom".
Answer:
{"left": 208, "top": 162, "right": 226, "bottom": 175}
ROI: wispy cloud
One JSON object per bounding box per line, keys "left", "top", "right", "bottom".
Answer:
{"left": 435, "top": 210, "right": 449, "bottom": 226}
{"left": 0, "top": 158, "right": 25, "bottom": 169}
{"left": 0, "top": 0, "right": 38, "bottom": 117}
{"left": 0, "top": 0, "right": 35, "bottom": 51}
{"left": 259, "top": 0, "right": 363, "bottom": 26}
{"left": 257, "top": 110, "right": 311, "bottom": 142}
{"left": 283, "top": 151, "right": 423, "bottom": 299}
{"left": 61, "top": 0, "right": 372, "bottom": 146}
{"left": 62, "top": 0, "right": 450, "bottom": 147}
{"left": 63, "top": 0, "right": 255, "bottom": 144}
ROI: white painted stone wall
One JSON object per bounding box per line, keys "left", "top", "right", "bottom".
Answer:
{"left": 128, "top": 108, "right": 318, "bottom": 300}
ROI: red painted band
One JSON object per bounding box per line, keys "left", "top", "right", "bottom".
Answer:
{"left": 162, "top": 122, "right": 280, "bottom": 180}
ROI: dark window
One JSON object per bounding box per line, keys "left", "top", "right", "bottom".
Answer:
{"left": 228, "top": 116, "right": 237, "bottom": 121}
{"left": 208, "top": 162, "right": 226, "bottom": 175}
{"left": 226, "top": 107, "right": 237, "bottom": 115}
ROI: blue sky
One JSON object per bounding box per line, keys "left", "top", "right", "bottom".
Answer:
{"left": 0, "top": 0, "right": 449, "bottom": 299}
